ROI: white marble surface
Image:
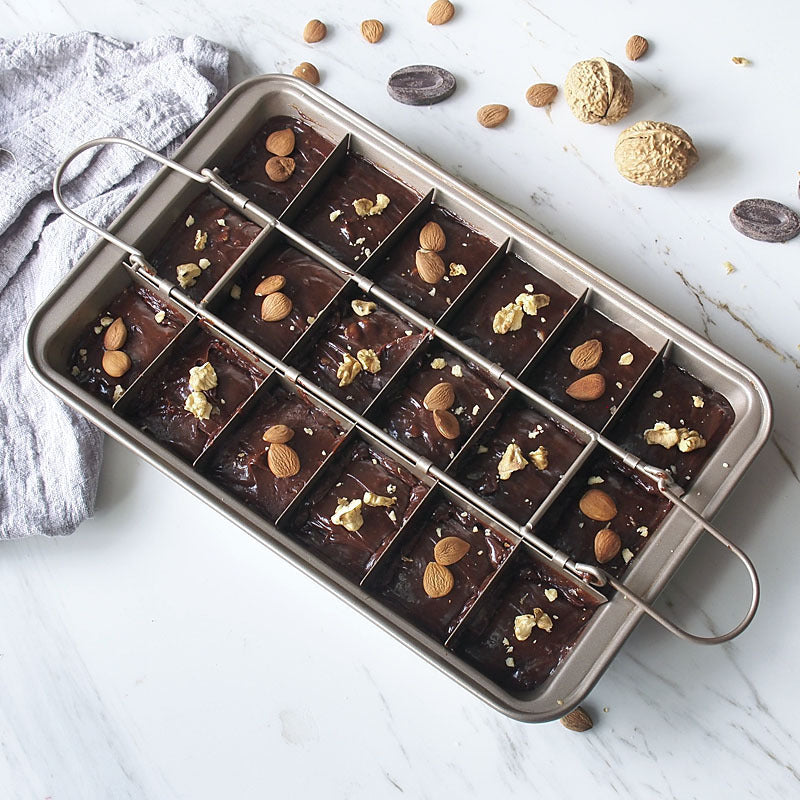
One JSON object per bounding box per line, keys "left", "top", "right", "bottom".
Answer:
{"left": 3, "top": 1, "right": 800, "bottom": 797}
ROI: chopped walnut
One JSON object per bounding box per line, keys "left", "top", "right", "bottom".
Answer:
{"left": 351, "top": 299, "right": 377, "bottom": 317}
{"left": 331, "top": 498, "right": 364, "bottom": 532}
{"left": 529, "top": 445, "right": 549, "bottom": 470}
{"left": 498, "top": 443, "right": 527, "bottom": 480}
{"left": 184, "top": 390, "right": 212, "bottom": 420}
{"left": 430, "top": 357, "right": 446, "bottom": 370}
{"left": 363, "top": 491, "right": 397, "bottom": 507}
{"left": 356, "top": 348, "right": 381, "bottom": 374}
{"left": 329, "top": 209, "right": 342, "bottom": 222}
{"left": 198, "top": 258, "right": 211, "bottom": 270}
{"left": 450, "top": 364, "right": 463, "bottom": 378}
{"left": 369, "top": 193, "right": 390, "bottom": 215}
{"left": 449, "top": 262, "right": 467, "bottom": 276}
{"left": 185, "top": 215, "right": 195, "bottom": 227}
{"left": 515, "top": 292, "right": 551, "bottom": 315}
{"left": 193, "top": 230, "right": 208, "bottom": 251}
{"left": 644, "top": 421, "right": 706, "bottom": 452}
{"left": 677, "top": 429, "right": 706, "bottom": 452}
{"left": 492, "top": 302, "right": 524, "bottom": 334}
{"left": 513, "top": 608, "right": 553, "bottom": 640}
{"left": 336, "top": 353, "right": 362, "bottom": 387}
{"left": 622, "top": 548, "right": 634, "bottom": 564}
{"left": 637, "top": 525, "right": 649, "bottom": 537}
{"left": 352, "top": 198, "right": 373, "bottom": 217}
{"left": 112, "top": 384, "right": 124, "bottom": 402}
{"left": 692, "top": 395, "right": 705, "bottom": 408}
{"left": 154, "top": 310, "right": 166, "bottom": 324}
{"left": 176, "top": 262, "right": 202, "bottom": 289}
{"left": 189, "top": 361, "right": 218, "bottom": 392}
{"left": 230, "top": 284, "right": 242, "bottom": 300}
{"left": 618, "top": 352, "right": 634, "bottom": 366}
{"left": 544, "top": 588, "right": 558, "bottom": 602}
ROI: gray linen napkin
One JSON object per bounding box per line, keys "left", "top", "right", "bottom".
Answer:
{"left": 0, "top": 32, "right": 229, "bottom": 539}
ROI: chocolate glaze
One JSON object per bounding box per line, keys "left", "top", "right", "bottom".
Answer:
{"left": 456, "top": 404, "right": 585, "bottom": 524}
{"left": 207, "top": 387, "right": 347, "bottom": 520}
{"left": 225, "top": 115, "right": 335, "bottom": 216}
{"left": 610, "top": 361, "right": 735, "bottom": 488}
{"left": 526, "top": 305, "right": 655, "bottom": 430}
{"left": 376, "top": 501, "right": 514, "bottom": 640}
{"left": 378, "top": 347, "right": 502, "bottom": 467}
{"left": 447, "top": 253, "right": 576, "bottom": 375}
{"left": 218, "top": 245, "right": 344, "bottom": 358}
{"left": 69, "top": 286, "right": 184, "bottom": 403}
{"left": 292, "top": 440, "right": 429, "bottom": 581}
{"left": 295, "top": 153, "right": 420, "bottom": 266}
{"left": 458, "top": 551, "right": 600, "bottom": 692}
{"left": 149, "top": 191, "right": 261, "bottom": 301}
{"left": 300, "top": 298, "right": 425, "bottom": 413}
{"left": 129, "top": 328, "right": 266, "bottom": 462}
{"left": 371, "top": 205, "right": 496, "bottom": 320}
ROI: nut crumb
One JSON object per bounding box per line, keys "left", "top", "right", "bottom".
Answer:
{"left": 652, "top": 390, "right": 663, "bottom": 398}
{"left": 363, "top": 491, "right": 396, "bottom": 507}
{"left": 70, "top": 365, "right": 80, "bottom": 376}
{"left": 449, "top": 262, "right": 467, "bottom": 276}
{"left": 154, "top": 310, "right": 166, "bottom": 324}
{"left": 303, "top": 427, "right": 314, "bottom": 435}
{"left": 451, "top": 364, "right": 463, "bottom": 378}
{"left": 618, "top": 351, "right": 634, "bottom": 366}
{"left": 692, "top": 395, "right": 705, "bottom": 408}
{"left": 477, "top": 445, "right": 489, "bottom": 454}
{"left": 176, "top": 262, "right": 202, "bottom": 289}
{"left": 587, "top": 475, "right": 604, "bottom": 485}
{"left": 100, "top": 316, "right": 114, "bottom": 327}
{"left": 198, "top": 258, "right": 211, "bottom": 270}
{"left": 185, "top": 215, "right": 195, "bottom": 227}
{"left": 112, "top": 384, "right": 124, "bottom": 402}
{"left": 329, "top": 209, "right": 342, "bottom": 222}
{"left": 431, "top": 357, "right": 446, "bottom": 370}
{"left": 621, "top": 548, "right": 634, "bottom": 564}
{"left": 731, "top": 56, "right": 751, "bottom": 65}
{"left": 216, "top": 218, "right": 227, "bottom": 227}
{"left": 544, "top": 588, "right": 558, "bottom": 602}
{"left": 230, "top": 284, "right": 242, "bottom": 300}
{"left": 505, "top": 657, "right": 516, "bottom": 668}
{"left": 93, "top": 326, "right": 103, "bottom": 334}
{"left": 723, "top": 260, "right": 736, "bottom": 275}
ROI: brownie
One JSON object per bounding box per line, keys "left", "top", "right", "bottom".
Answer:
{"left": 294, "top": 154, "right": 420, "bottom": 266}
{"left": 376, "top": 501, "right": 513, "bottom": 640}
{"left": 224, "top": 115, "right": 335, "bottom": 216}
{"left": 456, "top": 404, "right": 585, "bottom": 525}
{"left": 207, "top": 387, "right": 347, "bottom": 520}
{"left": 218, "top": 245, "right": 344, "bottom": 358}
{"left": 458, "top": 553, "right": 600, "bottom": 692}
{"left": 526, "top": 306, "right": 655, "bottom": 430}
{"left": 129, "top": 328, "right": 266, "bottom": 462}
{"left": 301, "top": 298, "right": 425, "bottom": 413}
{"left": 378, "top": 348, "right": 502, "bottom": 467}
{"left": 610, "top": 361, "right": 735, "bottom": 488}
{"left": 69, "top": 286, "right": 184, "bottom": 403}
{"left": 447, "top": 253, "right": 576, "bottom": 375}
{"left": 371, "top": 206, "right": 496, "bottom": 320}
{"left": 292, "top": 440, "right": 429, "bottom": 581}
{"left": 149, "top": 191, "right": 261, "bottom": 301}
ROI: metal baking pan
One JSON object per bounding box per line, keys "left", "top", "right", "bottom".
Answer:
{"left": 25, "top": 75, "right": 772, "bottom": 722}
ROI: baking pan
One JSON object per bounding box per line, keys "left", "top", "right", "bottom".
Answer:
{"left": 25, "top": 75, "right": 771, "bottom": 722}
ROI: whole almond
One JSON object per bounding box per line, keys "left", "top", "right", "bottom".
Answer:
{"left": 477, "top": 104, "right": 509, "bottom": 128}
{"left": 263, "top": 424, "right": 294, "bottom": 444}
{"left": 303, "top": 19, "right": 327, "bottom": 43}
{"left": 434, "top": 536, "right": 470, "bottom": 566}
{"left": 419, "top": 221, "right": 446, "bottom": 252}
{"left": 266, "top": 129, "right": 296, "bottom": 157}
{"left": 570, "top": 339, "right": 603, "bottom": 370}
{"left": 261, "top": 291, "right": 293, "bottom": 322}
{"left": 423, "top": 381, "right": 455, "bottom": 411}
{"left": 267, "top": 442, "right": 301, "bottom": 478}
{"left": 579, "top": 488, "right": 618, "bottom": 522}
{"left": 101, "top": 349, "right": 131, "bottom": 378}
{"left": 265, "top": 156, "right": 296, "bottom": 183}
{"left": 625, "top": 34, "right": 649, "bottom": 61}
{"left": 103, "top": 317, "right": 128, "bottom": 351}
{"left": 566, "top": 373, "right": 606, "bottom": 401}
{"left": 292, "top": 62, "right": 320, "bottom": 85}
{"left": 526, "top": 83, "right": 558, "bottom": 107}
{"left": 433, "top": 409, "right": 460, "bottom": 440}
{"left": 360, "top": 19, "right": 384, "bottom": 43}
{"left": 427, "top": 0, "right": 455, "bottom": 25}
{"left": 415, "top": 249, "right": 445, "bottom": 284}
{"left": 594, "top": 528, "right": 622, "bottom": 563}
{"left": 560, "top": 706, "right": 593, "bottom": 732}
{"left": 255, "top": 274, "right": 286, "bottom": 296}
{"left": 422, "top": 561, "right": 454, "bottom": 598}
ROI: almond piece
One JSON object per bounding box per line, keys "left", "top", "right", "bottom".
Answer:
{"left": 263, "top": 424, "right": 294, "bottom": 444}
{"left": 292, "top": 62, "right": 320, "bottom": 85}
{"left": 254, "top": 274, "right": 287, "bottom": 296}
{"left": 594, "top": 528, "right": 622, "bottom": 563}
{"left": 570, "top": 339, "right": 603, "bottom": 370}
{"left": 303, "top": 19, "right": 327, "bottom": 43}
{"left": 433, "top": 409, "right": 460, "bottom": 440}
{"left": 427, "top": 0, "right": 455, "bottom": 25}
{"left": 560, "top": 706, "right": 593, "bottom": 732}
{"left": 625, "top": 34, "right": 649, "bottom": 62}
{"left": 419, "top": 221, "right": 446, "bottom": 252}
{"left": 101, "top": 349, "right": 131, "bottom": 378}
{"left": 526, "top": 83, "right": 558, "bottom": 107}
{"left": 423, "top": 381, "right": 455, "bottom": 411}
{"left": 261, "top": 291, "right": 293, "bottom": 322}
{"left": 267, "top": 442, "right": 300, "bottom": 478}
{"left": 265, "top": 156, "right": 296, "bottom": 183}
{"left": 422, "top": 561, "right": 454, "bottom": 598}
{"left": 360, "top": 19, "right": 384, "bottom": 43}
{"left": 103, "top": 317, "right": 128, "bottom": 351}
{"left": 266, "top": 129, "right": 296, "bottom": 157}
{"left": 566, "top": 373, "right": 606, "bottom": 401}
{"left": 434, "top": 536, "right": 470, "bottom": 566}
{"left": 579, "top": 488, "right": 617, "bottom": 522}
{"left": 477, "top": 104, "right": 509, "bottom": 128}
{"left": 415, "top": 249, "right": 445, "bottom": 284}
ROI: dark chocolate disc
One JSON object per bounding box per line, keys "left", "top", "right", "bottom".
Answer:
{"left": 387, "top": 65, "right": 457, "bottom": 106}
{"left": 730, "top": 198, "right": 800, "bottom": 243}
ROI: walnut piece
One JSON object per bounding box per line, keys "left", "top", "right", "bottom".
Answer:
{"left": 644, "top": 421, "right": 707, "bottom": 452}
{"left": 336, "top": 353, "right": 362, "bottom": 387}
{"left": 492, "top": 302, "right": 524, "bottom": 334}
{"left": 514, "top": 608, "right": 553, "bottom": 640}
{"left": 356, "top": 348, "right": 381, "bottom": 374}
{"left": 352, "top": 193, "right": 390, "bottom": 217}
{"left": 188, "top": 361, "right": 218, "bottom": 392}
{"left": 498, "top": 443, "right": 527, "bottom": 480}
{"left": 515, "top": 292, "right": 551, "bottom": 315}
{"left": 564, "top": 57, "right": 633, "bottom": 125}
{"left": 449, "top": 262, "right": 467, "bottom": 276}
{"left": 351, "top": 299, "right": 376, "bottom": 317}
{"left": 176, "top": 262, "right": 202, "bottom": 289}
{"left": 363, "top": 491, "right": 396, "bottom": 507}
{"left": 193, "top": 230, "right": 208, "bottom": 251}
{"left": 331, "top": 498, "right": 364, "bottom": 532}
{"left": 430, "top": 357, "right": 446, "bottom": 370}
{"left": 529, "top": 445, "right": 549, "bottom": 470}
{"left": 184, "top": 390, "right": 212, "bottom": 420}
{"left": 615, "top": 121, "right": 699, "bottom": 187}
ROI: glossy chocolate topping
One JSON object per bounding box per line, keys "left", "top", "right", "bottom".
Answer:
{"left": 129, "top": 328, "right": 266, "bottom": 462}
{"left": 225, "top": 115, "right": 335, "bottom": 216}
{"left": 292, "top": 440, "right": 429, "bottom": 581}
{"left": 69, "top": 285, "right": 184, "bottom": 403}
{"left": 218, "top": 245, "right": 344, "bottom": 358}
{"left": 295, "top": 153, "right": 420, "bottom": 266}
{"left": 371, "top": 205, "right": 496, "bottom": 320}
{"left": 149, "top": 191, "right": 261, "bottom": 301}
{"left": 447, "top": 253, "right": 576, "bottom": 375}
{"left": 376, "top": 501, "right": 514, "bottom": 640}
{"left": 208, "top": 387, "right": 347, "bottom": 520}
